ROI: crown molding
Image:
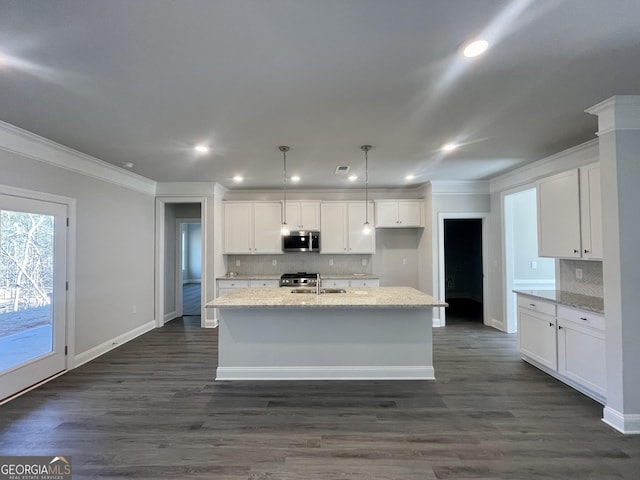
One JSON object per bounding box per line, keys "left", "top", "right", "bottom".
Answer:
{"left": 156, "top": 182, "right": 225, "bottom": 196}
{"left": 429, "top": 180, "right": 490, "bottom": 195}
{"left": 0, "top": 120, "right": 156, "bottom": 195}
{"left": 489, "top": 139, "right": 599, "bottom": 194}
{"left": 586, "top": 95, "right": 640, "bottom": 135}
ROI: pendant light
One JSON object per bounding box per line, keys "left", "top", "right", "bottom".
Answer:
{"left": 279, "top": 145, "right": 290, "bottom": 236}
{"left": 361, "top": 145, "right": 372, "bottom": 235}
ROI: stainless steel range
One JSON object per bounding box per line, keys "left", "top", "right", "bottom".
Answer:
{"left": 279, "top": 272, "right": 320, "bottom": 287}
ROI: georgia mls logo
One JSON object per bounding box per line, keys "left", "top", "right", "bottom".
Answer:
{"left": 0, "top": 455, "right": 72, "bottom": 479}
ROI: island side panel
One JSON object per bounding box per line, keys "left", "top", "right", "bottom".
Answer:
{"left": 216, "top": 307, "right": 434, "bottom": 380}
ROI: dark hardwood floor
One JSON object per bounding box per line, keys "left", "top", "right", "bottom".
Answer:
{"left": 1, "top": 316, "right": 639, "bottom": 479}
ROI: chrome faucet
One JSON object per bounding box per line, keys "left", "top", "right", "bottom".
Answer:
{"left": 316, "top": 273, "right": 321, "bottom": 295}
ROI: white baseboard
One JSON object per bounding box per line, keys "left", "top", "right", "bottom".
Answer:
{"left": 204, "top": 318, "right": 218, "bottom": 328}
{"left": 73, "top": 320, "right": 156, "bottom": 368}
{"left": 489, "top": 317, "right": 509, "bottom": 332}
{"left": 163, "top": 310, "right": 178, "bottom": 324}
{"left": 215, "top": 366, "right": 435, "bottom": 381}
{"left": 602, "top": 406, "right": 640, "bottom": 434}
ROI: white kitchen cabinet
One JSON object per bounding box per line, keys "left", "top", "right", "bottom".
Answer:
{"left": 537, "top": 169, "right": 582, "bottom": 258}
{"left": 285, "top": 201, "right": 321, "bottom": 230}
{"left": 537, "top": 164, "right": 602, "bottom": 259}
{"left": 320, "top": 202, "right": 375, "bottom": 254}
{"left": 375, "top": 200, "right": 424, "bottom": 228}
{"left": 321, "top": 279, "right": 350, "bottom": 288}
{"left": 517, "top": 296, "right": 557, "bottom": 371}
{"left": 557, "top": 305, "right": 606, "bottom": 399}
{"left": 579, "top": 163, "right": 602, "bottom": 259}
{"left": 349, "top": 279, "right": 380, "bottom": 287}
{"left": 321, "top": 278, "right": 380, "bottom": 288}
{"left": 217, "top": 278, "right": 279, "bottom": 297}
{"left": 224, "top": 202, "right": 282, "bottom": 254}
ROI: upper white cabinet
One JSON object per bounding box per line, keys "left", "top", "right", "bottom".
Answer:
{"left": 537, "top": 164, "right": 602, "bottom": 259}
{"left": 224, "top": 201, "right": 282, "bottom": 254}
{"left": 320, "top": 202, "right": 375, "bottom": 254}
{"left": 375, "top": 200, "right": 424, "bottom": 228}
{"left": 284, "top": 201, "right": 321, "bottom": 231}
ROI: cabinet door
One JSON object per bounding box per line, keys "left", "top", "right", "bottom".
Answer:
{"left": 580, "top": 164, "right": 602, "bottom": 260}
{"left": 398, "top": 201, "right": 423, "bottom": 227}
{"left": 348, "top": 202, "right": 375, "bottom": 253}
{"left": 517, "top": 308, "right": 557, "bottom": 370}
{"left": 375, "top": 202, "right": 399, "bottom": 227}
{"left": 537, "top": 169, "right": 581, "bottom": 258}
{"left": 320, "top": 203, "right": 348, "bottom": 253}
{"left": 249, "top": 279, "right": 280, "bottom": 288}
{"left": 557, "top": 318, "right": 606, "bottom": 398}
{"left": 224, "top": 203, "right": 252, "bottom": 254}
{"left": 299, "top": 202, "right": 320, "bottom": 230}
{"left": 253, "top": 203, "right": 282, "bottom": 253}
{"left": 284, "top": 202, "right": 301, "bottom": 230}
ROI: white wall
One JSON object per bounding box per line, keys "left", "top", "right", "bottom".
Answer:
{"left": 0, "top": 136, "right": 155, "bottom": 359}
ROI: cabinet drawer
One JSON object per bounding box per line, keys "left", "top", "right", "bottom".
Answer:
{"left": 517, "top": 296, "right": 556, "bottom": 317}
{"left": 218, "top": 280, "right": 250, "bottom": 289}
{"left": 557, "top": 305, "right": 604, "bottom": 331}
{"left": 249, "top": 280, "right": 280, "bottom": 288}
{"left": 322, "top": 279, "right": 350, "bottom": 288}
{"left": 350, "top": 279, "right": 379, "bottom": 287}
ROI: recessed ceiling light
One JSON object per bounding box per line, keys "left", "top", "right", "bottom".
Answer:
{"left": 194, "top": 144, "right": 210, "bottom": 154}
{"left": 442, "top": 142, "right": 459, "bottom": 153}
{"left": 348, "top": 175, "right": 358, "bottom": 182}
{"left": 121, "top": 162, "right": 134, "bottom": 169}
{"left": 233, "top": 175, "right": 243, "bottom": 183}
{"left": 290, "top": 175, "right": 301, "bottom": 183}
{"left": 462, "top": 39, "right": 489, "bottom": 58}
{"left": 405, "top": 174, "right": 416, "bottom": 181}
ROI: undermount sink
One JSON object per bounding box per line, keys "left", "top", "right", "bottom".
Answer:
{"left": 290, "top": 288, "right": 347, "bottom": 294}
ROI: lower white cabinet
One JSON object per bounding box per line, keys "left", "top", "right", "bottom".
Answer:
{"left": 516, "top": 294, "right": 606, "bottom": 403}
{"left": 517, "top": 296, "right": 557, "bottom": 370}
{"left": 321, "top": 278, "right": 380, "bottom": 288}
{"left": 557, "top": 305, "right": 606, "bottom": 399}
{"left": 217, "top": 279, "right": 279, "bottom": 297}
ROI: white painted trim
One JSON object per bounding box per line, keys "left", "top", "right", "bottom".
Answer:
{"left": 0, "top": 371, "right": 67, "bottom": 406}
{"left": 204, "top": 319, "right": 218, "bottom": 329}
{"left": 586, "top": 96, "right": 640, "bottom": 135}
{"left": 73, "top": 320, "right": 155, "bottom": 368}
{"left": 163, "top": 310, "right": 178, "bottom": 324}
{"left": 489, "top": 140, "right": 598, "bottom": 194}
{"left": 0, "top": 120, "right": 156, "bottom": 195}
{"left": 437, "top": 213, "right": 489, "bottom": 328}
{"left": 602, "top": 407, "right": 640, "bottom": 435}
{"left": 215, "top": 366, "right": 435, "bottom": 381}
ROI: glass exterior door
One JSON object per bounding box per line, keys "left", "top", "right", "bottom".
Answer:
{"left": 0, "top": 193, "right": 67, "bottom": 401}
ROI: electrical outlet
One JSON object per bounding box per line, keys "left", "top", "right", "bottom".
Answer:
{"left": 530, "top": 261, "right": 537, "bottom": 270}
{"left": 402, "top": 258, "right": 408, "bottom": 265}
{"left": 235, "top": 259, "right": 241, "bottom": 267}
{"left": 362, "top": 258, "right": 367, "bottom": 266}
{"left": 272, "top": 259, "right": 277, "bottom": 266}
{"left": 329, "top": 259, "right": 334, "bottom": 266}
{"left": 576, "top": 268, "right": 583, "bottom": 280}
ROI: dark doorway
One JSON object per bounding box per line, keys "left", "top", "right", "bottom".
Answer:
{"left": 444, "top": 219, "right": 483, "bottom": 323}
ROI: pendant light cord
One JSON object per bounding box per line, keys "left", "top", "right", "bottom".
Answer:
{"left": 361, "top": 145, "right": 372, "bottom": 225}
{"left": 279, "top": 146, "right": 290, "bottom": 225}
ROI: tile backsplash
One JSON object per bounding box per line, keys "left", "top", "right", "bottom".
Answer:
{"left": 226, "top": 253, "right": 372, "bottom": 276}
{"left": 557, "top": 259, "right": 603, "bottom": 297}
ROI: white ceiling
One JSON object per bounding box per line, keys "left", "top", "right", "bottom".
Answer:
{"left": 1, "top": 0, "right": 639, "bottom": 189}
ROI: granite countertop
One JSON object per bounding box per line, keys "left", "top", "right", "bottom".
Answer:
{"left": 207, "top": 287, "right": 446, "bottom": 309}
{"left": 217, "top": 274, "right": 380, "bottom": 281}
{"left": 514, "top": 289, "right": 604, "bottom": 314}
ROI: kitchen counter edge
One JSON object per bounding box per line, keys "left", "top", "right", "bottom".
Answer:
{"left": 514, "top": 289, "right": 604, "bottom": 314}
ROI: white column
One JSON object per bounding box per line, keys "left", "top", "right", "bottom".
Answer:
{"left": 586, "top": 96, "right": 640, "bottom": 434}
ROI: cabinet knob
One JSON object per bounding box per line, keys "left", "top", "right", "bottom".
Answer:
{"left": 579, "top": 317, "right": 588, "bottom": 321}
{"left": 558, "top": 325, "right": 563, "bottom": 330}
{"left": 529, "top": 303, "right": 536, "bottom": 307}
{"left": 549, "top": 322, "right": 553, "bottom": 327}
{"left": 584, "top": 249, "right": 590, "bottom": 253}
{"left": 573, "top": 249, "right": 580, "bottom": 253}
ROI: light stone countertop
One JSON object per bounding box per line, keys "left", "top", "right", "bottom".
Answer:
{"left": 207, "top": 287, "right": 446, "bottom": 309}
{"left": 514, "top": 290, "right": 604, "bottom": 314}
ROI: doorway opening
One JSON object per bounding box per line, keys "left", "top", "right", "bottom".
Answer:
{"left": 503, "top": 187, "right": 555, "bottom": 332}
{"left": 178, "top": 221, "right": 201, "bottom": 318}
{"left": 443, "top": 219, "right": 483, "bottom": 324}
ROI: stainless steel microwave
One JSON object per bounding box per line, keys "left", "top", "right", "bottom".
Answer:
{"left": 282, "top": 231, "right": 320, "bottom": 252}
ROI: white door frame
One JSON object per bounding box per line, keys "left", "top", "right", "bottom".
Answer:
{"left": 176, "top": 218, "right": 201, "bottom": 319}
{"left": 437, "top": 212, "right": 488, "bottom": 327}
{"left": 0, "top": 184, "right": 76, "bottom": 401}
{"left": 155, "top": 197, "right": 207, "bottom": 328}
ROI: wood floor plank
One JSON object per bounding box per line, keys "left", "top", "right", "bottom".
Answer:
{"left": 1, "top": 316, "right": 640, "bottom": 479}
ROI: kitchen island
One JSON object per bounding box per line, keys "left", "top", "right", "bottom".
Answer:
{"left": 207, "top": 287, "right": 447, "bottom": 381}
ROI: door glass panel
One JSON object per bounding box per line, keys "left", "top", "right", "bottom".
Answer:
{"left": 0, "top": 209, "right": 55, "bottom": 372}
